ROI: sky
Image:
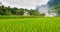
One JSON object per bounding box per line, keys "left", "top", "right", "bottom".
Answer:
{"left": 0, "top": 0, "right": 49, "bottom": 9}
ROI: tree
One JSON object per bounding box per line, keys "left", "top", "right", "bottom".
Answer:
{"left": 40, "top": 13, "right": 45, "bottom": 17}
{"left": 28, "top": 9, "right": 40, "bottom": 16}
{"left": 11, "top": 7, "right": 18, "bottom": 15}
{"left": 5, "top": 6, "right": 12, "bottom": 15}
{"left": 0, "top": 5, "right": 7, "bottom": 15}
{"left": 17, "top": 8, "right": 24, "bottom": 15}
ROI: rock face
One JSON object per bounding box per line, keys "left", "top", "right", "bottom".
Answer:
{"left": 47, "top": 0, "right": 60, "bottom": 7}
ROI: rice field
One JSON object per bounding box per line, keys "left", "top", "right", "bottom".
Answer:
{"left": 0, "top": 17, "right": 60, "bottom": 32}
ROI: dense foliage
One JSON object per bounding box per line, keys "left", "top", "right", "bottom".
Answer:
{"left": 0, "top": 5, "right": 46, "bottom": 16}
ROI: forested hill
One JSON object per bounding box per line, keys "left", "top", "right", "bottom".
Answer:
{"left": 47, "top": 0, "right": 60, "bottom": 16}
{"left": 47, "top": 0, "right": 60, "bottom": 7}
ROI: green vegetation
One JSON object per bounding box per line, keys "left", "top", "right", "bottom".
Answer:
{"left": 0, "top": 2, "right": 60, "bottom": 32}
{"left": 49, "top": 4, "right": 60, "bottom": 16}
{"left": 0, "top": 17, "right": 60, "bottom": 32}
{"left": 0, "top": 5, "right": 46, "bottom": 17}
{"left": 53, "top": 4, "right": 60, "bottom": 16}
{"left": 0, "top": 15, "right": 45, "bottom": 19}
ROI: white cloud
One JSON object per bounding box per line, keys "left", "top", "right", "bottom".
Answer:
{"left": 0, "top": 0, "right": 49, "bottom": 9}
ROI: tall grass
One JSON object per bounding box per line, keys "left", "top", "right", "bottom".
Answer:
{"left": 0, "top": 17, "right": 60, "bottom": 32}
{"left": 0, "top": 15, "right": 44, "bottom": 19}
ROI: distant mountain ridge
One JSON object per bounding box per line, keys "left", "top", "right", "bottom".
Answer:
{"left": 35, "top": 0, "right": 60, "bottom": 16}
{"left": 35, "top": 5, "right": 40, "bottom": 10}
{"left": 47, "top": 0, "right": 60, "bottom": 7}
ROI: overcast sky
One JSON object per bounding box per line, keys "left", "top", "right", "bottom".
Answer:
{"left": 0, "top": 0, "right": 49, "bottom": 9}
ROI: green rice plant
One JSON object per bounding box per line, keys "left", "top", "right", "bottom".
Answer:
{"left": 0, "top": 17, "right": 60, "bottom": 32}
